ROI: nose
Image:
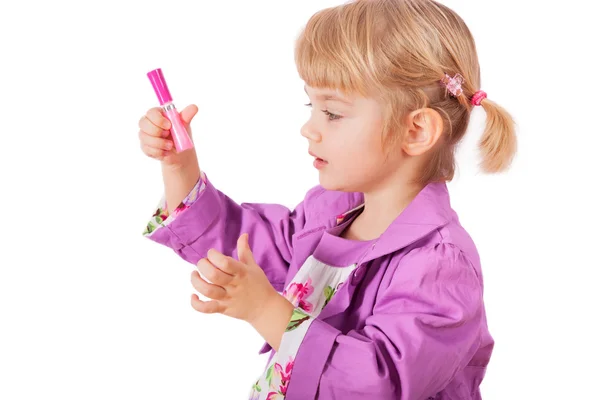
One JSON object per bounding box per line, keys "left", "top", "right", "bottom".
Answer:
{"left": 300, "top": 119, "right": 322, "bottom": 143}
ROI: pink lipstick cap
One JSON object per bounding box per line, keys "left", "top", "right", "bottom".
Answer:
{"left": 147, "top": 68, "right": 173, "bottom": 105}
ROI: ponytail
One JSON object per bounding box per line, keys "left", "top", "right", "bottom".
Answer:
{"left": 478, "top": 98, "right": 517, "bottom": 173}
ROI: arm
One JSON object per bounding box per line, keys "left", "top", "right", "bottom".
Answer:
{"left": 248, "top": 292, "right": 295, "bottom": 352}
{"left": 162, "top": 161, "right": 201, "bottom": 215}
{"left": 143, "top": 170, "right": 324, "bottom": 291}
{"left": 283, "top": 243, "right": 484, "bottom": 400}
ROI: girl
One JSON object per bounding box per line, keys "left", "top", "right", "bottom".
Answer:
{"left": 138, "top": 0, "right": 516, "bottom": 398}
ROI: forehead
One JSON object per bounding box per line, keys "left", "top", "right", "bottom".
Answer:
{"left": 304, "top": 85, "right": 354, "bottom": 105}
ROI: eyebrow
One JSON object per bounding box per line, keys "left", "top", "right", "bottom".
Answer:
{"left": 304, "top": 85, "right": 353, "bottom": 106}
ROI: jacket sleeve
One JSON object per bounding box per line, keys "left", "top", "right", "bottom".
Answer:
{"left": 283, "top": 243, "right": 484, "bottom": 400}
{"left": 142, "top": 170, "right": 324, "bottom": 291}
{"left": 142, "top": 172, "right": 207, "bottom": 237}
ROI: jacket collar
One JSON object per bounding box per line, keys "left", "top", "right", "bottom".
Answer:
{"left": 312, "top": 181, "right": 454, "bottom": 323}
{"left": 327, "top": 181, "right": 454, "bottom": 264}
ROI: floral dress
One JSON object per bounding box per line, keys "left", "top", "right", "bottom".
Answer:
{"left": 247, "top": 206, "right": 374, "bottom": 400}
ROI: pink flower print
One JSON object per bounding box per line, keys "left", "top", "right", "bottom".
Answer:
{"left": 298, "top": 299, "right": 313, "bottom": 313}
{"left": 172, "top": 203, "right": 190, "bottom": 218}
{"left": 266, "top": 392, "right": 283, "bottom": 400}
{"left": 282, "top": 278, "right": 314, "bottom": 312}
{"left": 153, "top": 207, "right": 169, "bottom": 223}
{"left": 274, "top": 356, "right": 294, "bottom": 395}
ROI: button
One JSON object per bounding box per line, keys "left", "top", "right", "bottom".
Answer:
{"left": 351, "top": 266, "right": 366, "bottom": 284}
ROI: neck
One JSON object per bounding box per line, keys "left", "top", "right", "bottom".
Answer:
{"left": 355, "top": 174, "right": 424, "bottom": 240}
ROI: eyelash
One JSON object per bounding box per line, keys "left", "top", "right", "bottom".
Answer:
{"left": 304, "top": 103, "right": 342, "bottom": 121}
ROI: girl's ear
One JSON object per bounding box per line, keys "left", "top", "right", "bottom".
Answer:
{"left": 401, "top": 108, "right": 444, "bottom": 156}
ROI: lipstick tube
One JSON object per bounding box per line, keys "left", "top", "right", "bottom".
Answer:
{"left": 147, "top": 68, "right": 194, "bottom": 153}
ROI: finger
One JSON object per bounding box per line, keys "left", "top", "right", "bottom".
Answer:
{"left": 139, "top": 130, "right": 174, "bottom": 151}
{"left": 141, "top": 143, "right": 169, "bottom": 159}
{"left": 139, "top": 114, "right": 171, "bottom": 138}
{"left": 236, "top": 233, "right": 256, "bottom": 266}
{"left": 179, "top": 104, "right": 198, "bottom": 125}
{"left": 206, "top": 249, "right": 241, "bottom": 276}
{"left": 146, "top": 107, "right": 172, "bottom": 131}
{"left": 191, "top": 294, "right": 221, "bottom": 314}
{"left": 197, "top": 257, "right": 235, "bottom": 287}
{"left": 191, "top": 270, "right": 227, "bottom": 300}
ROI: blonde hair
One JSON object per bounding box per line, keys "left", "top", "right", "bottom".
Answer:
{"left": 294, "top": 0, "right": 517, "bottom": 184}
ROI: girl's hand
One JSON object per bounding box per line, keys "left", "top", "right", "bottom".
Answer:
{"left": 190, "top": 233, "right": 279, "bottom": 324}
{"left": 138, "top": 104, "right": 199, "bottom": 169}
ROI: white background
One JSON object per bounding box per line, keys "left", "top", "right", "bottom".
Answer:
{"left": 1, "top": 1, "right": 599, "bottom": 399}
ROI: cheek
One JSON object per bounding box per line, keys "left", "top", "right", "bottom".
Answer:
{"left": 336, "top": 129, "right": 383, "bottom": 160}
{"left": 333, "top": 139, "right": 384, "bottom": 177}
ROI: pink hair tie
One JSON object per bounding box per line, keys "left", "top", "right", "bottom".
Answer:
{"left": 471, "top": 90, "right": 487, "bottom": 106}
{"left": 441, "top": 73, "right": 487, "bottom": 107}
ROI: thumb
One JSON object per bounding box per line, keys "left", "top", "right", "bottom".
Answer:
{"left": 179, "top": 104, "right": 198, "bottom": 126}
{"left": 237, "top": 233, "right": 256, "bottom": 266}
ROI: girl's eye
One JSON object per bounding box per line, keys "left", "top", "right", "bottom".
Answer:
{"left": 304, "top": 103, "right": 342, "bottom": 121}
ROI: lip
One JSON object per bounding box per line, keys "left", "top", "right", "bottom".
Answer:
{"left": 309, "top": 151, "right": 327, "bottom": 162}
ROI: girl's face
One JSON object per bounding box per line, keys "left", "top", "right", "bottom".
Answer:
{"left": 301, "top": 85, "right": 402, "bottom": 193}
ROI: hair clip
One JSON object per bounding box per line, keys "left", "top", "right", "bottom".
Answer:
{"left": 441, "top": 73, "right": 464, "bottom": 97}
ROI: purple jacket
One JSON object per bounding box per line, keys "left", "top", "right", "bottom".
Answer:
{"left": 145, "top": 172, "right": 493, "bottom": 399}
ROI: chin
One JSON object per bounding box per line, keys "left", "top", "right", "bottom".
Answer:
{"left": 317, "top": 174, "right": 338, "bottom": 191}
{"left": 318, "top": 174, "right": 359, "bottom": 193}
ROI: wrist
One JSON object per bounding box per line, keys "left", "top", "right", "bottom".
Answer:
{"left": 249, "top": 292, "right": 294, "bottom": 331}
{"left": 249, "top": 290, "right": 279, "bottom": 327}
{"left": 161, "top": 158, "right": 199, "bottom": 175}
{"left": 161, "top": 161, "right": 201, "bottom": 188}
{"left": 161, "top": 158, "right": 201, "bottom": 215}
